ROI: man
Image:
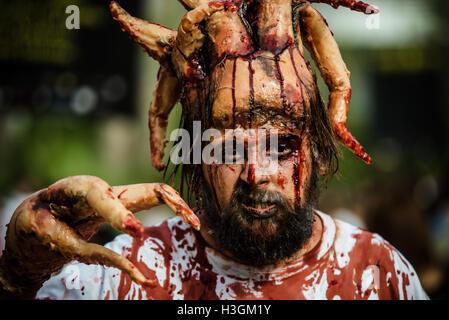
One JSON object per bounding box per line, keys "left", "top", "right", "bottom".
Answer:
{"left": 0, "top": 0, "right": 428, "bottom": 300}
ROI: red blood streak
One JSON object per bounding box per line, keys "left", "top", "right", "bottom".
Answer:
{"left": 259, "top": 33, "right": 292, "bottom": 54}
{"left": 298, "top": 145, "right": 306, "bottom": 205}
{"left": 232, "top": 58, "right": 237, "bottom": 128}
{"left": 117, "top": 188, "right": 128, "bottom": 199}
{"left": 402, "top": 272, "right": 410, "bottom": 300}
{"left": 274, "top": 54, "right": 287, "bottom": 113}
{"left": 277, "top": 172, "right": 287, "bottom": 190}
{"left": 293, "top": 151, "right": 301, "bottom": 207}
{"left": 225, "top": 165, "right": 237, "bottom": 173}
{"left": 288, "top": 46, "right": 305, "bottom": 108}
{"left": 114, "top": 217, "right": 407, "bottom": 300}
{"left": 209, "top": 1, "right": 237, "bottom": 12}
{"left": 325, "top": 232, "right": 403, "bottom": 300}
{"left": 248, "top": 164, "right": 256, "bottom": 186}
{"left": 118, "top": 224, "right": 174, "bottom": 300}
{"left": 106, "top": 187, "right": 115, "bottom": 200}
{"left": 283, "top": 83, "right": 303, "bottom": 116}
{"left": 124, "top": 214, "right": 144, "bottom": 240}
{"left": 248, "top": 58, "right": 255, "bottom": 128}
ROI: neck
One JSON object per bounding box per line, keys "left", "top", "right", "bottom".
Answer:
{"left": 198, "top": 210, "right": 323, "bottom": 268}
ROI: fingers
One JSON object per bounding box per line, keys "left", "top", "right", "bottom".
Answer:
{"left": 299, "top": 3, "right": 372, "bottom": 164}
{"left": 149, "top": 66, "right": 181, "bottom": 171}
{"left": 44, "top": 176, "right": 145, "bottom": 240}
{"left": 177, "top": 0, "right": 208, "bottom": 10}
{"left": 87, "top": 181, "right": 145, "bottom": 240}
{"left": 112, "top": 184, "right": 201, "bottom": 231}
{"left": 75, "top": 241, "right": 156, "bottom": 287}
{"left": 30, "top": 209, "right": 155, "bottom": 287}
{"left": 333, "top": 121, "right": 372, "bottom": 164}
{"left": 110, "top": 1, "right": 177, "bottom": 62}
{"left": 112, "top": 184, "right": 162, "bottom": 212}
{"left": 256, "top": 0, "right": 295, "bottom": 53}
{"left": 177, "top": 1, "right": 236, "bottom": 58}
{"left": 304, "top": 0, "right": 379, "bottom": 15}
{"left": 173, "top": 1, "right": 239, "bottom": 79}
{"left": 158, "top": 184, "right": 201, "bottom": 231}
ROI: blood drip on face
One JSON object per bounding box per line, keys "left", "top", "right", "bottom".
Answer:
{"left": 232, "top": 59, "right": 237, "bottom": 128}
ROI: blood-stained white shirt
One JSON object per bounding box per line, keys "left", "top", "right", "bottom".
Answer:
{"left": 36, "top": 211, "right": 429, "bottom": 300}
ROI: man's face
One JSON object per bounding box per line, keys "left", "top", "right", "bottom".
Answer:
{"left": 201, "top": 119, "right": 319, "bottom": 266}
{"left": 195, "top": 49, "right": 330, "bottom": 266}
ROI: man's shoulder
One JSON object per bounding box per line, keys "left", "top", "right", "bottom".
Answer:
{"left": 318, "top": 210, "right": 417, "bottom": 277}
{"left": 324, "top": 212, "right": 428, "bottom": 299}
{"left": 320, "top": 213, "right": 427, "bottom": 299}
{"left": 330, "top": 213, "right": 402, "bottom": 266}
{"left": 316, "top": 211, "right": 384, "bottom": 258}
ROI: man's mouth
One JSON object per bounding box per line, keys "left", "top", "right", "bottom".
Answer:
{"left": 242, "top": 202, "right": 277, "bottom": 218}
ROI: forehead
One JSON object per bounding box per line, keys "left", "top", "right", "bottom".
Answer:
{"left": 210, "top": 49, "right": 313, "bottom": 130}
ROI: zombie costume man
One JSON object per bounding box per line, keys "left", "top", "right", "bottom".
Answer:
{"left": 0, "top": 0, "right": 428, "bottom": 300}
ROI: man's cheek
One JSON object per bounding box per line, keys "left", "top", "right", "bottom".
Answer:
{"left": 275, "top": 161, "right": 297, "bottom": 206}
{"left": 212, "top": 164, "right": 242, "bottom": 208}
{"left": 277, "top": 150, "right": 311, "bottom": 208}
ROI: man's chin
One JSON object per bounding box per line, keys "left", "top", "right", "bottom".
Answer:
{"left": 212, "top": 206, "right": 314, "bottom": 267}
{"left": 201, "top": 173, "right": 319, "bottom": 266}
{"left": 238, "top": 208, "right": 286, "bottom": 238}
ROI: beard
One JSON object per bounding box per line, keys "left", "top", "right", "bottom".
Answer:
{"left": 200, "top": 161, "right": 320, "bottom": 267}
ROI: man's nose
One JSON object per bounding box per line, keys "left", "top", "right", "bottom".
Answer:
{"left": 239, "top": 146, "right": 274, "bottom": 188}
{"left": 240, "top": 162, "right": 271, "bottom": 187}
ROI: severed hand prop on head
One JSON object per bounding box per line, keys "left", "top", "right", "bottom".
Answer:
{"left": 110, "top": 0, "right": 378, "bottom": 170}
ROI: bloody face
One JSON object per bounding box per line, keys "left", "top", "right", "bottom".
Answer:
{"left": 200, "top": 122, "right": 319, "bottom": 266}
{"left": 197, "top": 45, "right": 325, "bottom": 266}
{"left": 182, "top": 3, "right": 337, "bottom": 265}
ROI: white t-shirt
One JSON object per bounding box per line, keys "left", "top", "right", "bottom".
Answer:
{"left": 36, "top": 211, "right": 429, "bottom": 300}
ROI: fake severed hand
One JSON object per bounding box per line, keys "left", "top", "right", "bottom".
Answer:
{"left": 0, "top": 176, "right": 199, "bottom": 298}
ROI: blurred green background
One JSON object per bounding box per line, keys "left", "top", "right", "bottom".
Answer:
{"left": 1, "top": 0, "right": 449, "bottom": 298}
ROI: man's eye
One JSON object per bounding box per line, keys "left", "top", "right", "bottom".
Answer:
{"left": 269, "top": 143, "right": 292, "bottom": 159}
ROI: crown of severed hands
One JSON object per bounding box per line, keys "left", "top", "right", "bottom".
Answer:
{"left": 110, "top": 0, "right": 378, "bottom": 170}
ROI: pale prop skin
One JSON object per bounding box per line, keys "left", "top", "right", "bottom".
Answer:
{"left": 110, "top": 0, "right": 377, "bottom": 170}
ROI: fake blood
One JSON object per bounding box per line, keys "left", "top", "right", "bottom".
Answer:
{"left": 232, "top": 59, "right": 237, "bottom": 128}
{"left": 288, "top": 46, "right": 305, "bottom": 106}
{"left": 293, "top": 151, "right": 301, "bottom": 206}
{"left": 274, "top": 54, "right": 288, "bottom": 113}
{"left": 111, "top": 216, "right": 413, "bottom": 300}
{"left": 248, "top": 59, "right": 255, "bottom": 128}
{"left": 117, "top": 188, "right": 128, "bottom": 199}
{"left": 248, "top": 164, "right": 256, "bottom": 186}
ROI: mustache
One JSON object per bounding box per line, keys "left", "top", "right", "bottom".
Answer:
{"left": 230, "top": 182, "right": 293, "bottom": 211}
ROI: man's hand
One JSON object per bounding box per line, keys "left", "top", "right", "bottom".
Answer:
{"left": 0, "top": 176, "right": 199, "bottom": 299}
